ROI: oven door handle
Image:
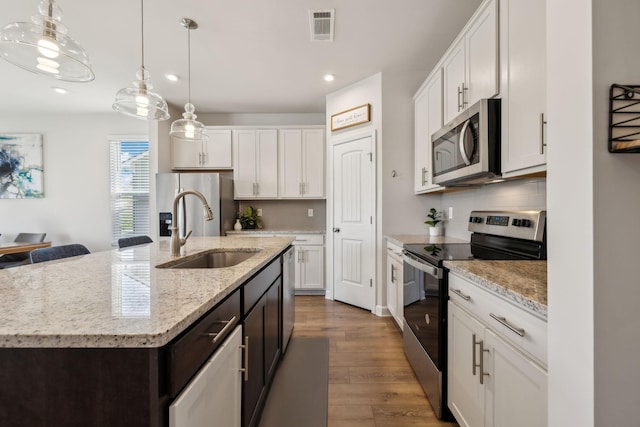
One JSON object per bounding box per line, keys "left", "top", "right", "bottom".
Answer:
{"left": 402, "top": 250, "right": 443, "bottom": 279}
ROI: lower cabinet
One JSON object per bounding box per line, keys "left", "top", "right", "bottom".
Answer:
{"left": 242, "top": 257, "right": 283, "bottom": 427}
{"left": 169, "top": 326, "right": 242, "bottom": 426}
{"left": 447, "top": 273, "right": 547, "bottom": 427}
{"left": 385, "top": 240, "right": 420, "bottom": 330}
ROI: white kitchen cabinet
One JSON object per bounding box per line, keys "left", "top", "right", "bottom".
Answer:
{"left": 169, "top": 325, "right": 242, "bottom": 427}
{"left": 235, "top": 232, "right": 325, "bottom": 292}
{"left": 447, "top": 272, "right": 548, "bottom": 427}
{"left": 386, "top": 242, "right": 404, "bottom": 329}
{"left": 385, "top": 241, "right": 421, "bottom": 330}
{"left": 278, "top": 128, "right": 325, "bottom": 198}
{"left": 292, "top": 234, "right": 324, "bottom": 291}
{"left": 442, "top": 0, "right": 499, "bottom": 125}
{"left": 500, "top": 0, "right": 547, "bottom": 176}
{"left": 232, "top": 129, "right": 278, "bottom": 199}
{"left": 171, "top": 129, "right": 233, "bottom": 170}
{"left": 414, "top": 69, "right": 443, "bottom": 194}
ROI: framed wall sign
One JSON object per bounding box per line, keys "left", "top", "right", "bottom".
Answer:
{"left": 331, "top": 104, "right": 371, "bottom": 131}
{"left": 0, "top": 133, "right": 44, "bottom": 198}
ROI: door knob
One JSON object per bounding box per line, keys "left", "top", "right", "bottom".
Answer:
{"left": 333, "top": 228, "right": 341, "bottom": 233}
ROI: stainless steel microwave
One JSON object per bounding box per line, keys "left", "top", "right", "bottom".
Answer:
{"left": 431, "top": 98, "right": 501, "bottom": 186}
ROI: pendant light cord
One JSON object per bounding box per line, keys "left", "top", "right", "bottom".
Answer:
{"left": 187, "top": 26, "right": 192, "bottom": 104}
{"left": 140, "top": 0, "right": 145, "bottom": 71}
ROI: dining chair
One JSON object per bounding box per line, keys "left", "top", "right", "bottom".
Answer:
{"left": 30, "top": 244, "right": 90, "bottom": 264}
{"left": 117, "top": 235, "right": 153, "bottom": 248}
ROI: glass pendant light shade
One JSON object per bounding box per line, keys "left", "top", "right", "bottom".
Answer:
{"left": 0, "top": 0, "right": 94, "bottom": 82}
{"left": 170, "top": 102, "right": 207, "bottom": 141}
{"left": 170, "top": 18, "right": 205, "bottom": 142}
{"left": 113, "top": 67, "right": 169, "bottom": 120}
{"left": 113, "top": 0, "right": 169, "bottom": 121}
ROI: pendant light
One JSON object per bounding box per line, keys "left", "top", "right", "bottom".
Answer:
{"left": 112, "top": 0, "right": 169, "bottom": 121}
{"left": 170, "top": 18, "right": 206, "bottom": 142}
{"left": 0, "top": 0, "right": 94, "bottom": 82}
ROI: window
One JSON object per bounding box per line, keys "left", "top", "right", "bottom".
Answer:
{"left": 110, "top": 138, "right": 150, "bottom": 245}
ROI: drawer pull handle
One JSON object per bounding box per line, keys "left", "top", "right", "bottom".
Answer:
{"left": 490, "top": 313, "right": 526, "bottom": 337}
{"left": 239, "top": 336, "right": 249, "bottom": 381}
{"left": 451, "top": 288, "right": 471, "bottom": 301}
{"left": 203, "top": 316, "right": 237, "bottom": 343}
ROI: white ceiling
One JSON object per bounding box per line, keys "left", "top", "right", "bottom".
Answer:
{"left": 0, "top": 0, "right": 482, "bottom": 116}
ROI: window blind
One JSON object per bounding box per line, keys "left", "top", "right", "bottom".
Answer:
{"left": 109, "top": 139, "right": 150, "bottom": 245}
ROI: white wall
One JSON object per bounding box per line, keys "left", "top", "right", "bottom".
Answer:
{"left": 592, "top": 0, "right": 640, "bottom": 425}
{"left": 199, "top": 113, "right": 324, "bottom": 126}
{"left": 547, "top": 0, "right": 594, "bottom": 425}
{"left": 0, "top": 114, "right": 148, "bottom": 252}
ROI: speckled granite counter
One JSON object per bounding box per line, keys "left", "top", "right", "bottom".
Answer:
{"left": 444, "top": 260, "right": 547, "bottom": 318}
{"left": 0, "top": 236, "right": 293, "bottom": 348}
{"left": 226, "top": 230, "right": 325, "bottom": 235}
{"left": 385, "top": 234, "right": 468, "bottom": 246}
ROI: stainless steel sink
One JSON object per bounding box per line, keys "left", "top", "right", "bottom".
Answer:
{"left": 157, "top": 249, "right": 261, "bottom": 269}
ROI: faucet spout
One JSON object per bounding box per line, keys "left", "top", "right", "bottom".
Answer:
{"left": 170, "top": 189, "right": 214, "bottom": 257}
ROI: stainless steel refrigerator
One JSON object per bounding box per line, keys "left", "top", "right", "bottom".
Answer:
{"left": 156, "top": 172, "right": 237, "bottom": 240}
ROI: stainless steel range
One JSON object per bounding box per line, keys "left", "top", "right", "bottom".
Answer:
{"left": 401, "top": 210, "right": 547, "bottom": 420}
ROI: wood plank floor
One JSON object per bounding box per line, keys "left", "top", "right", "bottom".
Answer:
{"left": 293, "top": 296, "right": 459, "bottom": 427}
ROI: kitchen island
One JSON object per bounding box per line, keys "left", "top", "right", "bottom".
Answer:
{"left": 0, "top": 236, "right": 294, "bottom": 426}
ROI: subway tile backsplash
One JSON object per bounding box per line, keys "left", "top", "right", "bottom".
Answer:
{"left": 441, "top": 178, "right": 547, "bottom": 239}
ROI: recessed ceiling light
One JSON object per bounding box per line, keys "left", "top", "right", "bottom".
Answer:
{"left": 52, "top": 87, "right": 68, "bottom": 94}
{"left": 323, "top": 74, "right": 335, "bottom": 82}
{"left": 165, "top": 73, "right": 180, "bottom": 82}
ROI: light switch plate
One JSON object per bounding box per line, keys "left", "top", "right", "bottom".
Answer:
{"left": 257, "top": 209, "right": 262, "bottom": 217}
{"left": 308, "top": 209, "right": 313, "bottom": 217}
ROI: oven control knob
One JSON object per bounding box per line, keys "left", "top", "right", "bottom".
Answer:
{"left": 521, "top": 219, "right": 532, "bottom": 227}
{"left": 512, "top": 219, "right": 521, "bottom": 226}
{"left": 469, "top": 216, "right": 483, "bottom": 224}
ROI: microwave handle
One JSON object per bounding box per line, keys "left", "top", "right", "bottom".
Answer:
{"left": 459, "top": 119, "right": 473, "bottom": 166}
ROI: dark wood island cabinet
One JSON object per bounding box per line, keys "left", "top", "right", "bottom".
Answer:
{"left": 0, "top": 236, "right": 293, "bottom": 427}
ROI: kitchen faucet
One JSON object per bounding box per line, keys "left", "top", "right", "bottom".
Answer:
{"left": 170, "top": 189, "right": 214, "bottom": 256}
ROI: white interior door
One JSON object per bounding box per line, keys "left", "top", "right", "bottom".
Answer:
{"left": 332, "top": 136, "right": 374, "bottom": 311}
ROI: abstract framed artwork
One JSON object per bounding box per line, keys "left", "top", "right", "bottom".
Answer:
{"left": 0, "top": 133, "right": 44, "bottom": 198}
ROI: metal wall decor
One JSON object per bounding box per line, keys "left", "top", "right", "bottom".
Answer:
{"left": 608, "top": 84, "right": 640, "bottom": 153}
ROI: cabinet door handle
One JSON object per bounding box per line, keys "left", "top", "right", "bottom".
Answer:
{"left": 198, "top": 152, "right": 202, "bottom": 165}
{"left": 490, "top": 313, "right": 526, "bottom": 337}
{"left": 421, "top": 167, "right": 428, "bottom": 186}
{"left": 390, "top": 264, "right": 396, "bottom": 283}
{"left": 255, "top": 182, "right": 259, "bottom": 195}
{"left": 240, "top": 336, "right": 249, "bottom": 381}
{"left": 457, "top": 85, "right": 462, "bottom": 112}
{"left": 451, "top": 288, "right": 471, "bottom": 301}
{"left": 479, "top": 339, "right": 490, "bottom": 385}
{"left": 472, "top": 333, "right": 479, "bottom": 376}
{"left": 461, "top": 82, "right": 468, "bottom": 108}
{"left": 540, "top": 113, "right": 547, "bottom": 154}
{"left": 202, "top": 316, "right": 237, "bottom": 343}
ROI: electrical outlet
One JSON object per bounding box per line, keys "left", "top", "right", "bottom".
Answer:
{"left": 257, "top": 209, "right": 262, "bottom": 217}
{"left": 448, "top": 207, "right": 454, "bottom": 219}
{"left": 308, "top": 209, "right": 313, "bottom": 217}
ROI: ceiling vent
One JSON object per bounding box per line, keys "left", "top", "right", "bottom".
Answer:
{"left": 309, "top": 9, "right": 335, "bottom": 42}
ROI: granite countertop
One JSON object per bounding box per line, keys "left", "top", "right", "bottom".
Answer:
{"left": 0, "top": 236, "right": 293, "bottom": 348}
{"left": 385, "top": 234, "right": 468, "bottom": 246}
{"left": 444, "top": 260, "right": 547, "bottom": 319}
{"left": 226, "top": 230, "right": 325, "bottom": 235}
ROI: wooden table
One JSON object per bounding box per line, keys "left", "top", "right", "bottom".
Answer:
{"left": 0, "top": 242, "right": 51, "bottom": 255}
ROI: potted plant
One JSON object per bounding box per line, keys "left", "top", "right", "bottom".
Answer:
{"left": 238, "top": 206, "right": 263, "bottom": 230}
{"left": 424, "top": 208, "right": 443, "bottom": 236}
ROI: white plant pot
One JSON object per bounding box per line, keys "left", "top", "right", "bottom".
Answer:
{"left": 428, "top": 226, "right": 443, "bottom": 236}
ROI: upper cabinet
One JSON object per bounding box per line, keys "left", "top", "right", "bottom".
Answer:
{"left": 442, "top": 0, "right": 499, "bottom": 125}
{"left": 278, "top": 129, "right": 325, "bottom": 199}
{"left": 414, "top": 69, "right": 443, "bottom": 194}
{"left": 500, "top": 0, "right": 547, "bottom": 176}
{"left": 171, "top": 128, "right": 232, "bottom": 170}
{"left": 232, "top": 129, "right": 278, "bottom": 199}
